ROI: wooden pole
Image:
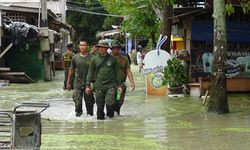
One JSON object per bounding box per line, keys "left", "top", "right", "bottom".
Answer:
{"left": 40, "top": 0, "right": 52, "bottom": 81}
{"left": 0, "top": 43, "right": 13, "bottom": 59}
{"left": 0, "top": 10, "right": 2, "bottom": 48}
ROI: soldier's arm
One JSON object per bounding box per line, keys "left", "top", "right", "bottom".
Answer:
{"left": 67, "top": 56, "right": 76, "bottom": 90}
{"left": 86, "top": 58, "right": 95, "bottom": 87}
{"left": 126, "top": 58, "right": 135, "bottom": 91}
{"left": 61, "top": 54, "right": 65, "bottom": 68}
{"left": 67, "top": 68, "right": 74, "bottom": 90}
{"left": 127, "top": 68, "right": 135, "bottom": 91}
{"left": 85, "top": 58, "right": 95, "bottom": 95}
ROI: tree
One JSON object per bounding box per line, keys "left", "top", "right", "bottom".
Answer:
{"left": 150, "top": 0, "right": 175, "bottom": 52}
{"left": 207, "top": 0, "right": 249, "bottom": 114}
{"left": 102, "top": 17, "right": 123, "bottom": 30}
{"left": 207, "top": 0, "right": 229, "bottom": 114}
{"left": 99, "top": 0, "right": 160, "bottom": 47}
{"left": 66, "top": 0, "right": 107, "bottom": 43}
{"left": 98, "top": 0, "right": 179, "bottom": 51}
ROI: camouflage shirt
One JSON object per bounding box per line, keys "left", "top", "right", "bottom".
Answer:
{"left": 62, "top": 51, "right": 74, "bottom": 70}
{"left": 114, "top": 54, "right": 130, "bottom": 82}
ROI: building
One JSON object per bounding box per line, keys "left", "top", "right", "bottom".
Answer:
{"left": 172, "top": 0, "right": 250, "bottom": 93}
{"left": 0, "top": 0, "right": 72, "bottom": 82}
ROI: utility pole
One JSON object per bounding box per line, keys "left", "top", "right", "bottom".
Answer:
{"left": 61, "top": 0, "right": 66, "bottom": 23}
{"left": 40, "top": 0, "right": 52, "bottom": 81}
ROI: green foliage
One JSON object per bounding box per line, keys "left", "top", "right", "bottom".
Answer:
{"left": 162, "top": 58, "right": 188, "bottom": 87}
{"left": 99, "top": 0, "right": 160, "bottom": 38}
{"left": 225, "top": 3, "right": 235, "bottom": 16}
{"left": 168, "top": 0, "right": 177, "bottom": 6}
{"left": 226, "top": 0, "right": 250, "bottom": 15}
{"left": 240, "top": 0, "right": 250, "bottom": 14}
{"left": 102, "top": 17, "right": 123, "bottom": 30}
{"left": 66, "top": 0, "right": 106, "bottom": 43}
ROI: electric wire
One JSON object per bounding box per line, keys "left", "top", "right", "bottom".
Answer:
{"left": 67, "top": 4, "right": 123, "bottom": 18}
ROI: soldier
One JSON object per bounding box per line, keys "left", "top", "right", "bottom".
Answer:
{"left": 85, "top": 39, "right": 122, "bottom": 120}
{"left": 62, "top": 43, "right": 74, "bottom": 90}
{"left": 111, "top": 40, "right": 135, "bottom": 115}
{"left": 67, "top": 39, "right": 95, "bottom": 117}
{"left": 90, "top": 42, "right": 98, "bottom": 56}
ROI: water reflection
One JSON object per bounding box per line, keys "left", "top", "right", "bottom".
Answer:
{"left": 1, "top": 68, "right": 250, "bottom": 150}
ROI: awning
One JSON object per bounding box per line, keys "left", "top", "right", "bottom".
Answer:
{"left": 191, "top": 20, "right": 250, "bottom": 42}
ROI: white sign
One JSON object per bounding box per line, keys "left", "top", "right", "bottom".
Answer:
{"left": 142, "top": 49, "right": 171, "bottom": 96}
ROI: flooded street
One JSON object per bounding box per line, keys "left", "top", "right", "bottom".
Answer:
{"left": 1, "top": 66, "right": 250, "bottom": 150}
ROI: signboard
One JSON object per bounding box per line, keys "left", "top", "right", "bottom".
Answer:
{"left": 142, "top": 50, "right": 171, "bottom": 96}
{"left": 191, "top": 49, "right": 250, "bottom": 78}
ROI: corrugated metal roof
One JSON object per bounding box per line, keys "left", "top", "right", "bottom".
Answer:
{"left": 0, "top": 0, "right": 65, "bottom": 15}
{"left": 0, "top": 0, "right": 40, "bottom": 8}
{"left": 48, "top": 1, "right": 65, "bottom": 15}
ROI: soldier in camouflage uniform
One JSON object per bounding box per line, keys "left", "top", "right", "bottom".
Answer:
{"left": 90, "top": 42, "right": 98, "bottom": 56}
{"left": 62, "top": 43, "right": 74, "bottom": 89}
{"left": 67, "top": 39, "right": 95, "bottom": 117}
{"left": 85, "top": 39, "right": 122, "bottom": 120}
{"left": 111, "top": 40, "right": 135, "bottom": 115}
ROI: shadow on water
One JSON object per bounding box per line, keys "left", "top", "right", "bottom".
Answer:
{"left": 1, "top": 66, "right": 250, "bottom": 150}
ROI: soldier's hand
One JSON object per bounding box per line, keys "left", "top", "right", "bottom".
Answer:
{"left": 130, "top": 82, "right": 135, "bottom": 91}
{"left": 85, "top": 87, "right": 92, "bottom": 95}
{"left": 117, "top": 87, "right": 123, "bottom": 93}
{"left": 66, "top": 83, "right": 71, "bottom": 91}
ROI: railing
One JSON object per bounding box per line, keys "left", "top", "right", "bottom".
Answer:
{"left": 0, "top": 112, "right": 13, "bottom": 149}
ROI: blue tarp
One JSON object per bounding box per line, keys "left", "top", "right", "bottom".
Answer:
{"left": 191, "top": 20, "right": 250, "bottom": 42}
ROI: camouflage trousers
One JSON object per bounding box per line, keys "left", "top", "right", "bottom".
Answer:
{"left": 73, "top": 87, "right": 95, "bottom": 115}
{"left": 114, "top": 83, "right": 127, "bottom": 115}
{"left": 95, "top": 88, "right": 116, "bottom": 119}
{"left": 64, "top": 70, "right": 74, "bottom": 89}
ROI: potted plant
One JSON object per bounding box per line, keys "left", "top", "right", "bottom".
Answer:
{"left": 162, "top": 57, "right": 188, "bottom": 94}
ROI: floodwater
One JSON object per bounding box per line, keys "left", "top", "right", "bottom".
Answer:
{"left": 1, "top": 66, "right": 250, "bottom": 150}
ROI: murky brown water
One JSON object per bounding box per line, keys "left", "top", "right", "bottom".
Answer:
{"left": 1, "top": 66, "right": 250, "bottom": 150}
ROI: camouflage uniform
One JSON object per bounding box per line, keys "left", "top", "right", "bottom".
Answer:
{"left": 114, "top": 54, "right": 130, "bottom": 115}
{"left": 62, "top": 51, "right": 74, "bottom": 89}
{"left": 86, "top": 54, "right": 121, "bottom": 119}
{"left": 71, "top": 53, "right": 95, "bottom": 115}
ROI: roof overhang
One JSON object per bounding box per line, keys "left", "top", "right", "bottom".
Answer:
{"left": 0, "top": 4, "right": 58, "bottom": 19}
{"left": 171, "top": 7, "right": 212, "bottom": 20}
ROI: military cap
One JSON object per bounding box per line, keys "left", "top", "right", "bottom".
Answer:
{"left": 96, "top": 39, "right": 110, "bottom": 48}
{"left": 111, "top": 40, "right": 122, "bottom": 48}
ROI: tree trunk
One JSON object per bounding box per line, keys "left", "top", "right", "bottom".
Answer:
{"left": 207, "top": 0, "right": 229, "bottom": 114}
{"left": 160, "top": 2, "right": 172, "bottom": 53}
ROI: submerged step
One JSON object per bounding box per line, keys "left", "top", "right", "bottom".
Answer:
{"left": 0, "top": 123, "right": 12, "bottom": 126}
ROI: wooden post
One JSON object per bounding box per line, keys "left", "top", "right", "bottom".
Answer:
{"left": 40, "top": 0, "right": 52, "bottom": 81}
{"left": 0, "top": 43, "right": 13, "bottom": 59}
{"left": 0, "top": 10, "right": 2, "bottom": 48}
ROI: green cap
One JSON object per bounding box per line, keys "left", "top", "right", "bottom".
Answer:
{"left": 96, "top": 39, "right": 110, "bottom": 48}
{"left": 111, "top": 40, "right": 122, "bottom": 48}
